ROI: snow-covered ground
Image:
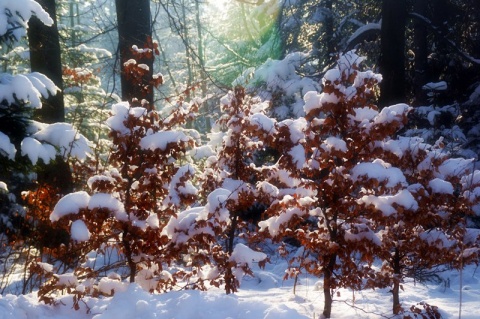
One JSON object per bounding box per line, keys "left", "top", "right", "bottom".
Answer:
{"left": 0, "top": 256, "right": 478, "bottom": 319}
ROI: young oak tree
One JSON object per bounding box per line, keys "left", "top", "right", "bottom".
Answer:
{"left": 37, "top": 48, "right": 199, "bottom": 303}
{"left": 357, "top": 136, "right": 480, "bottom": 315}
{"left": 162, "top": 86, "right": 270, "bottom": 294}
{"left": 259, "top": 51, "right": 385, "bottom": 318}
{"left": 259, "top": 51, "right": 479, "bottom": 318}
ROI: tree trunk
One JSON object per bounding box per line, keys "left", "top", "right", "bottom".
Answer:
{"left": 181, "top": 0, "right": 193, "bottom": 98}
{"left": 379, "top": 0, "right": 407, "bottom": 107}
{"left": 28, "top": 0, "right": 73, "bottom": 196}
{"left": 321, "top": 0, "right": 336, "bottom": 69}
{"left": 28, "top": 0, "right": 65, "bottom": 123}
{"left": 195, "top": 0, "right": 207, "bottom": 96}
{"left": 115, "top": 0, "right": 154, "bottom": 104}
{"left": 392, "top": 248, "right": 402, "bottom": 315}
{"left": 322, "top": 254, "right": 336, "bottom": 318}
{"left": 122, "top": 228, "right": 136, "bottom": 283}
{"left": 412, "top": 0, "right": 428, "bottom": 106}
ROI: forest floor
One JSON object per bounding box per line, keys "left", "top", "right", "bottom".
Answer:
{"left": 0, "top": 249, "right": 479, "bottom": 319}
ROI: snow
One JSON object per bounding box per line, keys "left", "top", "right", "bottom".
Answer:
{"left": 438, "top": 157, "right": 474, "bottom": 178}
{"left": 259, "top": 200, "right": 307, "bottom": 237}
{"left": 250, "top": 113, "right": 277, "bottom": 133}
{"left": 21, "top": 137, "right": 56, "bottom": 165}
{"left": 374, "top": 103, "right": 411, "bottom": 125}
{"left": 241, "top": 52, "right": 320, "bottom": 118}
{"left": 351, "top": 160, "right": 407, "bottom": 188}
{"left": 278, "top": 118, "right": 306, "bottom": 143}
{"left": 346, "top": 22, "right": 381, "bottom": 48}
{"left": 230, "top": 243, "right": 267, "bottom": 268}
{"left": 288, "top": 144, "right": 305, "bottom": 170}
{"left": 0, "top": 73, "right": 58, "bottom": 109}
{"left": 165, "top": 164, "right": 197, "bottom": 207}
{"left": 137, "top": 64, "right": 149, "bottom": 71}
{"left": 106, "top": 103, "right": 146, "bottom": 135}
{"left": 0, "top": 0, "right": 53, "bottom": 41}
{"left": 344, "top": 223, "right": 381, "bottom": 246}
{"left": 350, "top": 107, "right": 378, "bottom": 124}
{"left": 88, "top": 193, "right": 128, "bottom": 221}
{"left": 423, "top": 81, "right": 448, "bottom": 91}
{"left": 358, "top": 189, "right": 419, "bottom": 216}
{"left": 303, "top": 91, "right": 321, "bottom": 114}
{"left": 50, "top": 191, "right": 90, "bottom": 221}
{"left": 36, "top": 262, "right": 53, "bottom": 273}
{"left": 429, "top": 178, "right": 454, "bottom": 195}
{"left": 188, "top": 145, "right": 216, "bottom": 160}
{"left": 321, "top": 136, "right": 348, "bottom": 153}
{"left": 71, "top": 220, "right": 91, "bottom": 242}
{"left": 419, "top": 229, "right": 456, "bottom": 249}
{"left": 50, "top": 191, "right": 127, "bottom": 222}
{"left": 163, "top": 206, "right": 213, "bottom": 245}
{"left": 337, "top": 50, "right": 365, "bottom": 76}
{"left": 323, "top": 68, "right": 341, "bottom": 83}
{"left": 0, "top": 132, "right": 16, "bottom": 160}
{"left": 140, "top": 131, "right": 190, "bottom": 151}
{"left": 0, "top": 259, "right": 479, "bottom": 319}
{"left": 29, "top": 123, "right": 92, "bottom": 162}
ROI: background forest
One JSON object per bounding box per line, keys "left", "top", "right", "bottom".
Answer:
{"left": 1, "top": 0, "right": 480, "bottom": 318}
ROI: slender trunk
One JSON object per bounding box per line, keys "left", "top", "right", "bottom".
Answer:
{"left": 195, "top": 0, "right": 207, "bottom": 96}
{"left": 69, "top": 2, "right": 76, "bottom": 47}
{"left": 322, "top": 254, "right": 336, "bottom": 318}
{"left": 225, "top": 213, "right": 238, "bottom": 295}
{"left": 276, "top": 0, "right": 287, "bottom": 59}
{"left": 413, "top": 0, "right": 428, "bottom": 105}
{"left": 322, "top": 0, "right": 335, "bottom": 68}
{"left": 392, "top": 248, "right": 402, "bottom": 315}
{"left": 181, "top": 0, "right": 193, "bottom": 96}
{"left": 122, "top": 228, "right": 136, "bottom": 283}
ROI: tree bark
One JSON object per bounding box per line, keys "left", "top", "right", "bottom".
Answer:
{"left": 181, "top": 0, "right": 193, "bottom": 95}
{"left": 379, "top": 0, "right": 407, "bottom": 107}
{"left": 195, "top": 0, "right": 207, "bottom": 96}
{"left": 412, "top": 0, "right": 428, "bottom": 106}
{"left": 28, "top": 1, "right": 73, "bottom": 196}
{"left": 322, "top": 254, "right": 336, "bottom": 318}
{"left": 322, "top": 0, "right": 336, "bottom": 69}
{"left": 392, "top": 248, "right": 402, "bottom": 315}
{"left": 115, "top": 0, "right": 154, "bottom": 104}
{"left": 28, "top": 0, "right": 65, "bottom": 123}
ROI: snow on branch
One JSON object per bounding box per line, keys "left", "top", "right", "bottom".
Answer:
{"left": 0, "top": 131, "right": 16, "bottom": 160}
{"left": 0, "top": 72, "right": 58, "bottom": 109}
{"left": 0, "top": 0, "right": 53, "bottom": 41}
{"left": 50, "top": 191, "right": 127, "bottom": 222}
{"left": 345, "top": 22, "right": 381, "bottom": 51}
{"left": 21, "top": 123, "right": 92, "bottom": 164}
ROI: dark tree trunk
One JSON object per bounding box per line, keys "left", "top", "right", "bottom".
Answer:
{"left": 379, "top": 0, "right": 407, "bottom": 107}
{"left": 322, "top": 254, "right": 336, "bottom": 318}
{"left": 28, "top": 0, "right": 72, "bottom": 195}
{"left": 28, "top": 0, "right": 64, "bottom": 123}
{"left": 412, "top": 0, "right": 429, "bottom": 106}
{"left": 115, "top": 0, "right": 153, "bottom": 104}
{"left": 392, "top": 248, "right": 402, "bottom": 315}
{"left": 322, "top": 0, "right": 336, "bottom": 68}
